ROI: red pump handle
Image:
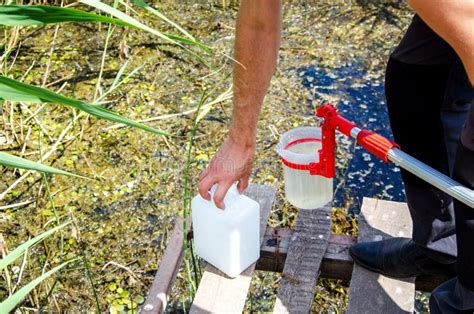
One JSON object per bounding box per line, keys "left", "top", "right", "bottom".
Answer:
{"left": 356, "top": 130, "right": 399, "bottom": 162}
{"left": 316, "top": 105, "right": 357, "bottom": 136}
{"left": 312, "top": 104, "right": 399, "bottom": 177}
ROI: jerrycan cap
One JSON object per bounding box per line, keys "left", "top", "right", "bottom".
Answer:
{"left": 209, "top": 183, "right": 241, "bottom": 209}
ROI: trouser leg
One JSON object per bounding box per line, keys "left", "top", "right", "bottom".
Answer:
{"left": 430, "top": 277, "right": 474, "bottom": 313}
{"left": 384, "top": 57, "right": 472, "bottom": 259}
{"left": 454, "top": 106, "right": 474, "bottom": 290}
{"left": 430, "top": 106, "right": 474, "bottom": 312}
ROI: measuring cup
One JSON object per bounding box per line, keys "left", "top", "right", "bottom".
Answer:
{"left": 276, "top": 127, "right": 333, "bottom": 209}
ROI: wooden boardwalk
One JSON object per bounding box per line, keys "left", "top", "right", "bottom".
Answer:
{"left": 347, "top": 198, "right": 415, "bottom": 314}
{"left": 274, "top": 204, "right": 332, "bottom": 313}
{"left": 141, "top": 185, "right": 450, "bottom": 313}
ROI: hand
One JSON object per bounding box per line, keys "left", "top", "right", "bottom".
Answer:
{"left": 198, "top": 136, "right": 255, "bottom": 209}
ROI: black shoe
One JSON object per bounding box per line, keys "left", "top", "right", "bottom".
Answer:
{"left": 349, "top": 237, "right": 456, "bottom": 278}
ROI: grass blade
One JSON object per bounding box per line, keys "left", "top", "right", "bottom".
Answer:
{"left": 162, "top": 32, "right": 212, "bottom": 54}
{"left": 0, "top": 259, "right": 78, "bottom": 312}
{"left": 80, "top": 0, "right": 211, "bottom": 65}
{"left": 0, "top": 76, "right": 169, "bottom": 136}
{"left": 80, "top": 0, "right": 209, "bottom": 50}
{"left": 0, "top": 4, "right": 211, "bottom": 60}
{"left": 0, "top": 222, "right": 71, "bottom": 272}
{"left": 111, "top": 60, "right": 130, "bottom": 90}
{"left": 0, "top": 5, "right": 131, "bottom": 27}
{"left": 131, "top": 0, "right": 195, "bottom": 40}
{"left": 0, "top": 152, "right": 85, "bottom": 178}
{"left": 104, "top": 61, "right": 143, "bottom": 99}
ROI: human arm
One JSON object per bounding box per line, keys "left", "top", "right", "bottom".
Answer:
{"left": 198, "top": 0, "right": 282, "bottom": 208}
{"left": 407, "top": 0, "right": 474, "bottom": 84}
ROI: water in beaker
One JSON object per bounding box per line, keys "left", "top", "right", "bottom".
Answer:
{"left": 277, "top": 127, "right": 333, "bottom": 209}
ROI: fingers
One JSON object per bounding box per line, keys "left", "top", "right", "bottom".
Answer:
{"left": 198, "top": 172, "right": 215, "bottom": 201}
{"left": 213, "top": 181, "right": 233, "bottom": 210}
{"left": 199, "top": 167, "right": 210, "bottom": 181}
{"left": 237, "top": 173, "right": 250, "bottom": 194}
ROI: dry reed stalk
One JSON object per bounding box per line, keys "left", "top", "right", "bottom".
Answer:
{"left": 0, "top": 233, "right": 13, "bottom": 296}
{"left": 0, "top": 115, "right": 79, "bottom": 200}
{"left": 42, "top": 24, "right": 61, "bottom": 87}
{"left": 94, "top": 24, "right": 115, "bottom": 101}
{"left": 102, "top": 88, "right": 233, "bottom": 131}
{"left": 19, "top": 59, "right": 37, "bottom": 81}
{"left": 20, "top": 103, "right": 54, "bottom": 143}
{"left": 101, "top": 261, "right": 143, "bottom": 283}
{"left": 12, "top": 245, "right": 28, "bottom": 293}
{"left": 2, "top": 103, "right": 11, "bottom": 145}
{"left": 10, "top": 101, "right": 20, "bottom": 146}
{"left": 0, "top": 199, "right": 35, "bottom": 210}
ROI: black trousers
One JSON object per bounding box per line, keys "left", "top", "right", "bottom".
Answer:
{"left": 385, "top": 56, "right": 474, "bottom": 311}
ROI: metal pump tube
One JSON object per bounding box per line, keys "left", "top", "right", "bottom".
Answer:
{"left": 348, "top": 125, "right": 474, "bottom": 208}
{"left": 387, "top": 148, "right": 474, "bottom": 208}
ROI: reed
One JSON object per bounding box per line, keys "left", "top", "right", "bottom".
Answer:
{"left": 0, "top": 1, "right": 210, "bottom": 310}
{"left": 0, "top": 1, "right": 211, "bottom": 176}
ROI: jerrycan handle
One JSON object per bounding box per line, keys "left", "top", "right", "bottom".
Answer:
{"left": 209, "top": 183, "right": 241, "bottom": 209}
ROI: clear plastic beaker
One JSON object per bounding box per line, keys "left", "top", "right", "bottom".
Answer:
{"left": 276, "top": 127, "right": 333, "bottom": 209}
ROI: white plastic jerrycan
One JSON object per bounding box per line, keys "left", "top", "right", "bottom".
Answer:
{"left": 192, "top": 184, "right": 260, "bottom": 278}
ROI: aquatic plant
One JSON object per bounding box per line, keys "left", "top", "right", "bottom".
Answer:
{"left": 0, "top": 1, "right": 208, "bottom": 311}
{"left": 0, "top": 1, "right": 208, "bottom": 176}
{"left": 0, "top": 222, "right": 74, "bottom": 312}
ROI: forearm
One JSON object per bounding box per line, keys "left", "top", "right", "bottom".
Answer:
{"left": 229, "top": 0, "right": 282, "bottom": 146}
{"left": 407, "top": 0, "right": 474, "bottom": 84}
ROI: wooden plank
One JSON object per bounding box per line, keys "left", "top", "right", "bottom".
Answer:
{"left": 257, "top": 228, "right": 354, "bottom": 280}
{"left": 257, "top": 227, "right": 292, "bottom": 273}
{"left": 142, "top": 217, "right": 189, "bottom": 314}
{"left": 347, "top": 198, "right": 415, "bottom": 314}
{"left": 256, "top": 227, "right": 448, "bottom": 291}
{"left": 321, "top": 234, "right": 356, "bottom": 281}
{"left": 189, "top": 184, "right": 276, "bottom": 314}
{"left": 274, "top": 202, "right": 332, "bottom": 313}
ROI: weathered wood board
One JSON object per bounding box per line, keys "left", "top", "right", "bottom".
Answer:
{"left": 142, "top": 217, "right": 189, "bottom": 314}
{"left": 274, "top": 202, "right": 332, "bottom": 313}
{"left": 143, "top": 193, "right": 440, "bottom": 314}
{"left": 189, "top": 184, "right": 276, "bottom": 314}
{"left": 257, "top": 227, "right": 447, "bottom": 291}
{"left": 258, "top": 228, "right": 354, "bottom": 278}
{"left": 347, "top": 198, "right": 415, "bottom": 314}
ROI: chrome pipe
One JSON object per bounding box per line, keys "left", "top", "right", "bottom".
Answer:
{"left": 388, "top": 148, "right": 474, "bottom": 208}
{"left": 349, "top": 127, "right": 362, "bottom": 139}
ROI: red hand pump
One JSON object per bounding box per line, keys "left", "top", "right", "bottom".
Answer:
{"left": 312, "top": 104, "right": 474, "bottom": 208}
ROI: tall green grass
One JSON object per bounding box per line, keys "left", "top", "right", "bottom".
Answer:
{"left": 0, "top": 3, "right": 210, "bottom": 51}
{"left": 0, "top": 151, "right": 84, "bottom": 177}
{"left": 0, "top": 76, "right": 169, "bottom": 136}
{"left": 0, "top": 1, "right": 210, "bottom": 310}
{"left": 0, "top": 223, "right": 74, "bottom": 313}
{"left": 0, "top": 1, "right": 209, "bottom": 176}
